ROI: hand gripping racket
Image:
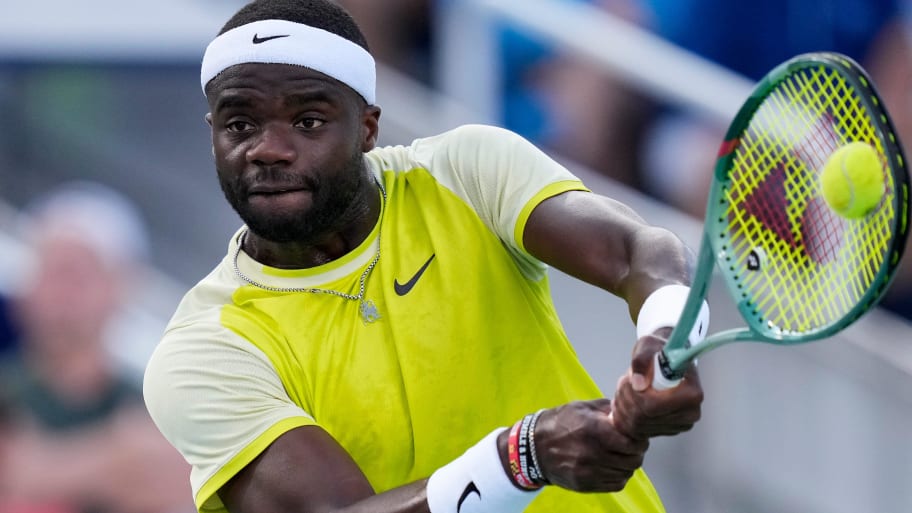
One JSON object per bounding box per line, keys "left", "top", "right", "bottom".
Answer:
{"left": 653, "top": 52, "right": 911, "bottom": 389}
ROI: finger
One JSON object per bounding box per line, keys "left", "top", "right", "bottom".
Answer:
{"left": 607, "top": 385, "right": 638, "bottom": 437}
{"left": 588, "top": 445, "right": 647, "bottom": 487}
{"left": 633, "top": 423, "right": 698, "bottom": 438}
{"left": 629, "top": 330, "right": 670, "bottom": 391}
{"left": 612, "top": 381, "right": 703, "bottom": 436}
{"left": 620, "top": 392, "right": 702, "bottom": 437}
{"left": 595, "top": 419, "right": 650, "bottom": 456}
{"left": 629, "top": 368, "right": 649, "bottom": 393}
{"left": 601, "top": 449, "right": 647, "bottom": 472}
{"left": 557, "top": 467, "right": 632, "bottom": 494}
{"left": 681, "top": 360, "right": 702, "bottom": 388}
{"left": 589, "top": 397, "right": 614, "bottom": 414}
{"left": 595, "top": 476, "right": 631, "bottom": 493}
{"left": 629, "top": 336, "right": 663, "bottom": 378}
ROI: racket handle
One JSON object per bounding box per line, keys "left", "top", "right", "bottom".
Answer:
{"left": 651, "top": 352, "right": 682, "bottom": 390}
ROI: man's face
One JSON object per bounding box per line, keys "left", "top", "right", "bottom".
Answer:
{"left": 18, "top": 235, "right": 122, "bottom": 350}
{"left": 207, "top": 63, "right": 378, "bottom": 244}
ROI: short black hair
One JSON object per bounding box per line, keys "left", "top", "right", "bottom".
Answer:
{"left": 219, "top": 0, "right": 370, "bottom": 52}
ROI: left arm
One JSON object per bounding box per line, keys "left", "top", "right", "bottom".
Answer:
{"left": 523, "top": 190, "right": 703, "bottom": 439}
{"left": 523, "top": 190, "right": 693, "bottom": 319}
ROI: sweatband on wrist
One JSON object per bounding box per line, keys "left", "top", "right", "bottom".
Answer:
{"left": 507, "top": 415, "right": 544, "bottom": 490}
{"left": 427, "top": 429, "right": 541, "bottom": 513}
{"left": 517, "top": 414, "right": 546, "bottom": 487}
{"left": 507, "top": 421, "right": 538, "bottom": 490}
{"left": 200, "top": 19, "right": 377, "bottom": 104}
{"left": 526, "top": 410, "right": 547, "bottom": 485}
{"left": 636, "top": 284, "right": 710, "bottom": 347}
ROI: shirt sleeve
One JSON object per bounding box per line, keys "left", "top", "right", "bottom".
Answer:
{"left": 408, "top": 124, "right": 589, "bottom": 277}
{"left": 143, "top": 320, "right": 316, "bottom": 512}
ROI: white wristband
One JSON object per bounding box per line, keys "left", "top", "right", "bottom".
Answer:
{"left": 636, "top": 285, "right": 710, "bottom": 347}
{"left": 427, "top": 429, "right": 541, "bottom": 513}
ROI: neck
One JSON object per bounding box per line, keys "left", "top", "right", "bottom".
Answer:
{"left": 243, "top": 173, "right": 383, "bottom": 268}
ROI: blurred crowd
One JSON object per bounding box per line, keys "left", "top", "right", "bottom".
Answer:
{"left": 0, "top": 1, "right": 911, "bottom": 512}
{"left": 0, "top": 183, "right": 193, "bottom": 513}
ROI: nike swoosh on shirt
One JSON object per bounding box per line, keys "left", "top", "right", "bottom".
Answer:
{"left": 252, "top": 34, "right": 290, "bottom": 44}
{"left": 456, "top": 481, "right": 480, "bottom": 512}
{"left": 394, "top": 254, "right": 436, "bottom": 296}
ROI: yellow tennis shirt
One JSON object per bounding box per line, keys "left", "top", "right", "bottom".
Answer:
{"left": 143, "top": 125, "right": 665, "bottom": 513}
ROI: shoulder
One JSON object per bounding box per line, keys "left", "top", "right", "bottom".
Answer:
{"left": 398, "top": 124, "right": 558, "bottom": 184}
{"left": 143, "top": 315, "right": 291, "bottom": 437}
{"left": 368, "top": 125, "right": 525, "bottom": 164}
{"left": 165, "top": 252, "right": 242, "bottom": 331}
{"left": 410, "top": 124, "right": 526, "bottom": 156}
{"left": 428, "top": 124, "right": 521, "bottom": 142}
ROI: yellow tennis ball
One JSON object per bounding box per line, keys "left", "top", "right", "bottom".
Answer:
{"left": 819, "top": 141, "right": 885, "bottom": 219}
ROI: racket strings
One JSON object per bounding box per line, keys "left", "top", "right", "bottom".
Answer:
{"left": 780, "top": 71, "right": 883, "bottom": 317}
{"left": 720, "top": 65, "right": 897, "bottom": 335}
{"left": 726, "top": 79, "right": 844, "bottom": 328}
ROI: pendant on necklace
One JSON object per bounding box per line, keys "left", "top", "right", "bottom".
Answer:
{"left": 360, "top": 299, "right": 381, "bottom": 324}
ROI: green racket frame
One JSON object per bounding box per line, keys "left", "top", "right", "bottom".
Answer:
{"left": 657, "top": 52, "right": 911, "bottom": 383}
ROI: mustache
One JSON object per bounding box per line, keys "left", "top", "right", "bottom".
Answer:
{"left": 237, "top": 168, "right": 318, "bottom": 193}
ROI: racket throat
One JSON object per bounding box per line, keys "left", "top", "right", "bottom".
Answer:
{"left": 657, "top": 350, "right": 686, "bottom": 381}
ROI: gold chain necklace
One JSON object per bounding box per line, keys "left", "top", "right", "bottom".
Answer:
{"left": 231, "top": 182, "right": 385, "bottom": 324}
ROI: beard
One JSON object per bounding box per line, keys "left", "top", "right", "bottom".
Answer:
{"left": 218, "top": 148, "right": 368, "bottom": 244}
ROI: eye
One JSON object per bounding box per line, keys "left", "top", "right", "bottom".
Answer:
{"left": 296, "top": 118, "right": 325, "bottom": 130}
{"left": 226, "top": 120, "right": 255, "bottom": 133}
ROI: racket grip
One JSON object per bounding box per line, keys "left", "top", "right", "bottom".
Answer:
{"left": 651, "top": 352, "right": 682, "bottom": 390}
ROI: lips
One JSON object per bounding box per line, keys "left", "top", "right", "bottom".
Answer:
{"left": 247, "top": 184, "right": 309, "bottom": 195}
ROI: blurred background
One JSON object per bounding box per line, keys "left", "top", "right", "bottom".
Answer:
{"left": 1, "top": 1, "right": 911, "bottom": 512}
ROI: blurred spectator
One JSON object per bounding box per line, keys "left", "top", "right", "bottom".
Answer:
{"left": 0, "top": 294, "right": 19, "bottom": 357}
{"left": 494, "top": 0, "right": 655, "bottom": 188}
{"left": 336, "top": 0, "right": 434, "bottom": 83}
{"left": 341, "top": 0, "right": 656, "bottom": 188}
{"left": 0, "top": 182, "right": 193, "bottom": 513}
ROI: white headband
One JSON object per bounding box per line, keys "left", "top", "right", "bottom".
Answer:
{"left": 200, "top": 19, "right": 376, "bottom": 104}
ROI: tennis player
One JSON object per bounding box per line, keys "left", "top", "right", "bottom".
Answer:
{"left": 143, "top": 1, "right": 708, "bottom": 512}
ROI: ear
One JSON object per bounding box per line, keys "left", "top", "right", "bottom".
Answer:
{"left": 205, "top": 113, "right": 215, "bottom": 156}
{"left": 360, "top": 105, "right": 382, "bottom": 152}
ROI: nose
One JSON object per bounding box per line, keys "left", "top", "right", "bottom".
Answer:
{"left": 247, "top": 122, "right": 297, "bottom": 165}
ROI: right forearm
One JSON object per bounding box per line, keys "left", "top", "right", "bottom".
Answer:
{"left": 333, "top": 480, "right": 430, "bottom": 513}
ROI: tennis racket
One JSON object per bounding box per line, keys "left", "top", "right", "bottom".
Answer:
{"left": 653, "top": 52, "right": 911, "bottom": 389}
